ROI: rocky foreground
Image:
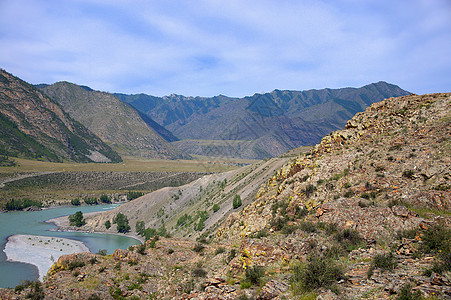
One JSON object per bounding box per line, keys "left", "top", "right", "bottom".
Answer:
{"left": 0, "top": 93, "right": 450, "bottom": 299}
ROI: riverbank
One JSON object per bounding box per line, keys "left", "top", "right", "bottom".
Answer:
{"left": 3, "top": 234, "right": 89, "bottom": 281}
{"left": 47, "top": 211, "right": 145, "bottom": 243}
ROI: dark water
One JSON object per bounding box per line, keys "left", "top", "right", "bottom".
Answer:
{"left": 0, "top": 204, "right": 139, "bottom": 288}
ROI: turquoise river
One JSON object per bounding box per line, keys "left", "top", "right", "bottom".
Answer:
{"left": 0, "top": 204, "right": 139, "bottom": 288}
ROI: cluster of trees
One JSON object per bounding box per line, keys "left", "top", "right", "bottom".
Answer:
{"left": 69, "top": 211, "right": 86, "bottom": 227}
{"left": 3, "top": 198, "right": 42, "bottom": 211}
{"left": 70, "top": 194, "right": 112, "bottom": 206}
{"left": 126, "top": 191, "right": 144, "bottom": 201}
{"left": 113, "top": 213, "right": 130, "bottom": 233}
{"left": 135, "top": 220, "right": 167, "bottom": 240}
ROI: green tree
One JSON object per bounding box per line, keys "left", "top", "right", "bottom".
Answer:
{"left": 71, "top": 198, "right": 81, "bottom": 206}
{"left": 113, "top": 213, "right": 130, "bottom": 233}
{"left": 212, "top": 203, "right": 220, "bottom": 212}
{"left": 136, "top": 221, "right": 145, "bottom": 235}
{"left": 105, "top": 220, "right": 111, "bottom": 229}
{"left": 100, "top": 194, "right": 111, "bottom": 204}
{"left": 69, "top": 211, "right": 86, "bottom": 227}
{"left": 233, "top": 195, "right": 242, "bottom": 209}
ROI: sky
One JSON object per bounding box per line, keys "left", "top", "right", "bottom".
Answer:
{"left": 0, "top": 0, "right": 450, "bottom": 97}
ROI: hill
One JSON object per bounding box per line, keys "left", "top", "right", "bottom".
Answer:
{"left": 9, "top": 92, "right": 449, "bottom": 299}
{"left": 40, "top": 82, "right": 189, "bottom": 160}
{"left": 117, "top": 82, "right": 410, "bottom": 159}
{"left": 0, "top": 69, "right": 121, "bottom": 163}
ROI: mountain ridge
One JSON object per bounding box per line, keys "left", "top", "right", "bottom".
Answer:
{"left": 0, "top": 69, "right": 121, "bottom": 163}
{"left": 40, "top": 82, "right": 189, "bottom": 160}
{"left": 117, "top": 81, "right": 410, "bottom": 159}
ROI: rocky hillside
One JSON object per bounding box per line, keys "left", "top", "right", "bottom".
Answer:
{"left": 118, "top": 82, "right": 409, "bottom": 159}
{"left": 0, "top": 69, "right": 121, "bottom": 163}
{"left": 82, "top": 153, "right": 295, "bottom": 241}
{"left": 40, "top": 82, "right": 189, "bottom": 159}
{"left": 2, "top": 93, "right": 449, "bottom": 299}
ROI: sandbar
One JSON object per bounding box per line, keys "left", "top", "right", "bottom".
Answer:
{"left": 3, "top": 234, "right": 89, "bottom": 281}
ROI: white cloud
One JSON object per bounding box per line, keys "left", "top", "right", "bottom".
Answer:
{"left": 0, "top": 0, "right": 450, "bottom": 96}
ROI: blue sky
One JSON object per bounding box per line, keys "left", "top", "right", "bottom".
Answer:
{"left": 1, "top": 0, "right": 450, "bottom": 97}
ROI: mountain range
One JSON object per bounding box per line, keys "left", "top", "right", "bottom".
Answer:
{"left": 0, "top": 68, "right": 410, "bottom": 162}
{"left": 116, "top": 82, "right": 410, "bottom": 159}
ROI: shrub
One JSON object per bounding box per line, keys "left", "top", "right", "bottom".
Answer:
{"left": 97, "top": 249, "right": 107, "bottom": 256}
{"left": 420, "top": 224, "right": 451, "bottom": 254}
{"left": 281, "top": 224, "right": 299, "bottom": 235}
{"left": 300, "top": 221, "right": 317, "bottom": 233}
{"left": 402, "top": 170, "right": 415, "bottom": 179}
{"left": 192, "top": 266, "right": 207, "bottom": 277}
{"left": 136, "top": 244, "right": 146, "bottom": 255}
{"left": 334, "top": 228, "right": 364, "bottom": 251}
{"left": 251, "top": 229, "right": 268, "bottom": 239}
{"left": 233, "top": 194, "right": 242, "bottom": 209}
{"left": 244, "top": 265, "right": 265, "bottom": 286}
{"left": 105, "top": 220, "right": 111, "bottom": 229}
{"left": 423, "top": 251, "right": 451, "bottom": 276}
{"left": 212, "top": 203, "right": 220, "bottom": 212}
{"left": 395, "top": 284, "right": 422, "bottom": 300}
{"left": 367, "top": 252, "right": 397, "bottom": 278}
{"left": 292, "top": 256, "right": 344, "bottom": 291}
{"left": 14, "top": 280, "right": 33, "bottom": 292}
{"left": 25, "top": 281, "right": 44, "bottom": 300}
{"left": 227, "top": 249, "right": 237, "bottom": 263}
{"left": 68, "top": 260, "right": 85, "bottom": 271}
{"left": 304, "top": 184, "right": 317, "bottom": 198}
{"left": 193, "top": 243, "right": 205, "bottom": 253}
{"left": 343, "top": 190, "right": 354, "bottom": 198}
{"left": 215, "top": 247, "right": 226, "bottom": 255}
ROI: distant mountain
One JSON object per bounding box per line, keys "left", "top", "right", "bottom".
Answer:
{"left": 40, "top": 82, "right": 189, "bottom": 160}
{"left": 0, "top": 69, "right": 121, "bottom": 163}
{"left": 117, "top": 82, "right": 410, "bottom": 159}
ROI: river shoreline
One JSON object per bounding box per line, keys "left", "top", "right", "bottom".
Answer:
{"left": 1, "top": 205, "right": 143, "bottom": 285}
{"left": 46, "top": 211, "right": 145, "bottom": 243}
{"left": 3, "top": 234, "right": 90, "bottom": 281}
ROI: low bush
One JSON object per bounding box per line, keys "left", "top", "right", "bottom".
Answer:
{"left": 367, "top": 252, "right": 397, "bottom": 278}
{"left": 334, "top": 228, "right": 365, "bottom": 251}
{"left": 395, "top": 284, "right": 422, "bottom": 300}
{"left": 244, "top": 265, "right": 265, "bottom": 286}
{"left": 215, "top": 247, "right": 225, "bottom": 255}
{"left": 292, "top": 255, "right": 344, "bottom": 292}
{"left": 193, "top": 243, "right": 205, "bottom": 253}
{"left": 136, "top": 243, "right": 146, "bottom": 255}
{"left": 68, "top": 260, "right": 85, "bottom": 271}
{"left": 420, "top": 224, "right": 451, "bottom": 254}
{"left": 300, "top": 221, "right": 317, "bottom": 233}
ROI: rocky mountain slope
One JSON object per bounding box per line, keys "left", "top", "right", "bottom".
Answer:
{"left": 2, "top": 92, "right": 449, "bottom": 299}
{"left": 40, "top": 82, "right": 189, "bottom": 159}
{"left": 117, "top": 82, "right": 409, "bottom": 159}
{"left": 0, "top": 69, "right": 121, "bottom": 163}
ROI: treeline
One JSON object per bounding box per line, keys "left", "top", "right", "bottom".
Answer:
{"left": 3, "top": 198, "right": 42, "bottom": 211}
{"left": 70, "top": 191, "right": 144, "bottom": 206}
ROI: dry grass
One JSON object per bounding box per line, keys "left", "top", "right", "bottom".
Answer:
{"left": 0, "top": 156, "right": 246, "bottom": 174}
